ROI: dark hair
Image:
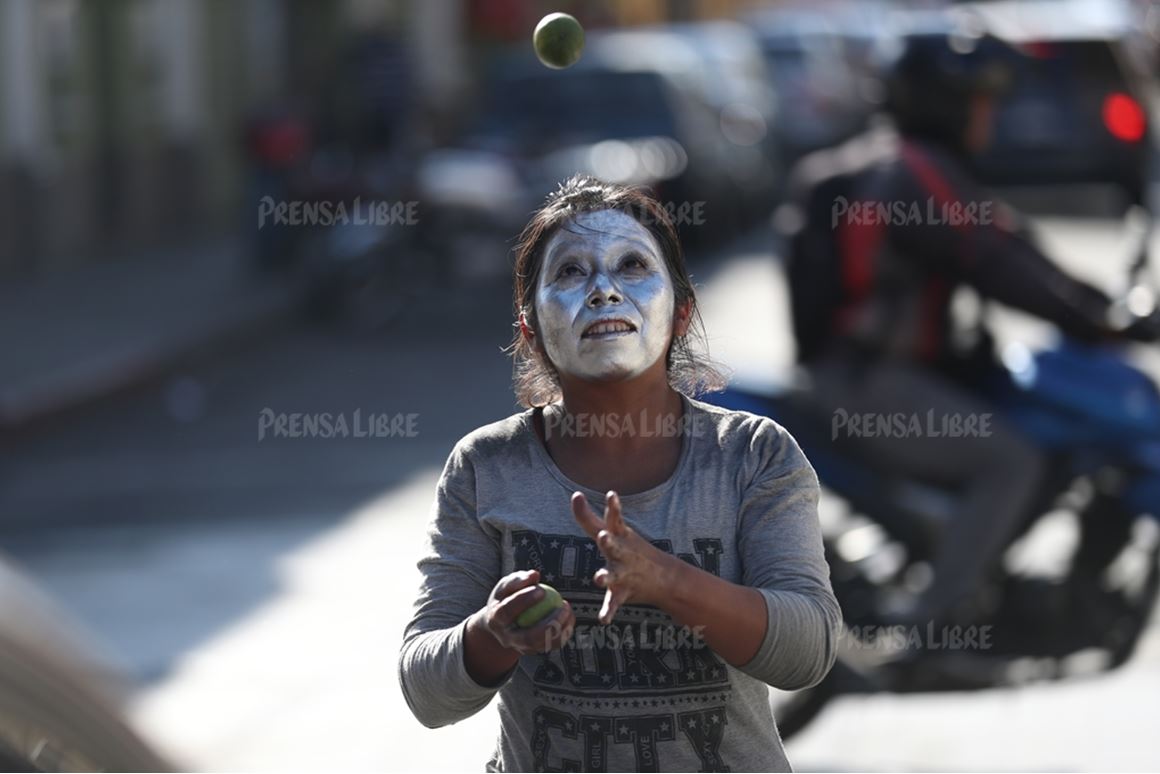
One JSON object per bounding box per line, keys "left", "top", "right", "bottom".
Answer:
{"left": 506, "top": 174, "right": 728, "bottom": 408}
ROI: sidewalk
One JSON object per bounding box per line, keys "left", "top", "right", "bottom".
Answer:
{"left": 0, "top": 238, "right": 298, "bottom": 432}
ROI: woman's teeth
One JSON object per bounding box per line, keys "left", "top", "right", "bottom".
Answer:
{"left": 583, "top": 321, "right": 635, "bottom": 338}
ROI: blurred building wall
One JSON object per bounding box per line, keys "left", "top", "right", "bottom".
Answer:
{"left": 0, "top": 0, "right": 291, "bottom": 278}
{"left": 409, "top": 0, "right": 467, "bottom": 126}
{"left": 0, "top": 0, "right": 754, "bottom": 279}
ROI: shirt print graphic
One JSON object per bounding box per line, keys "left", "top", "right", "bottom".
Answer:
{"left": 513, "top": 529, "right": 733, "bottom": 772}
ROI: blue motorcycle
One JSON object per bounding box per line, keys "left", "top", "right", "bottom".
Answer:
{"left": 702, "top": 238, "right": 1160, "bottom": 739}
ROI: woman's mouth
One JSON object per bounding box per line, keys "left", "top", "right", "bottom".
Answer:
{"left": 581, "top": 319, "right": 637, "bottom": 339}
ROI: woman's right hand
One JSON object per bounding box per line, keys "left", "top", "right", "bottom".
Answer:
{"left": 478, "top": 568, "right": 575, "bottom": 655}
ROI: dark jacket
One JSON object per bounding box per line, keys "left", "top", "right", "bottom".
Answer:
{"left": 782, "top": 129, "right": 1122, "bottom": 366}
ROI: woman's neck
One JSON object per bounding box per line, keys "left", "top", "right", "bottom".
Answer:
{"left": 549, "top": 371, "right": 685, "bottom": 455}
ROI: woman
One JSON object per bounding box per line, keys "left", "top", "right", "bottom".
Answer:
{"left": 398, "top": 175, "right": 840, "bottom": 772}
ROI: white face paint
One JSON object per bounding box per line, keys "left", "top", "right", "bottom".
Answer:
{"left": 533, "top": 209, "right": 676, "bottom": 383}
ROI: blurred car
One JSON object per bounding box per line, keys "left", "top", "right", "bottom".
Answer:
{"left": 425, "top": 29, "right": 777, "bottom": 254}
{"left": 614, "top": 21, "right": 786, "bottom": 223}
{"left": 746, "top": 9, "right": 877, "bottom": 160}
{"left": 891, "top": 0, "right": 1157, "bottom": 210}
{"left": 815, "top": 1, "right": 897, "bottom": 107}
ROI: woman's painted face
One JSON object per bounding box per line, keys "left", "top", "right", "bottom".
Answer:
{"left": 533, "top": 209, "right": 676, "bottom": 383}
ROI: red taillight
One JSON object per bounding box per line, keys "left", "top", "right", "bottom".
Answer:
{"left": 1102, "top": 92, "right": 1146, "bottom": 142}
{"left": 1021, "top": 40, "right": 1058, "bottom": 59}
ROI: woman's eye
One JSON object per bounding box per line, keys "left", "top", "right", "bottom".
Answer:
{"left": 621, "top": 255, "right": 647, "bottom": 270}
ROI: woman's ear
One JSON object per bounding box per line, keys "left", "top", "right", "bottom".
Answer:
{"left": 673, "top": 298, "right": 693, "bottom": 338}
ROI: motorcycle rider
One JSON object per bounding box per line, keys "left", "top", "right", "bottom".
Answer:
{"left": 780, "top": 28, "right": 1160, "bottom": 630}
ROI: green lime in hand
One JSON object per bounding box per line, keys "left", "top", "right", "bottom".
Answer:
{"left": 516, "top": 583, "right": 565, "bottom": 628}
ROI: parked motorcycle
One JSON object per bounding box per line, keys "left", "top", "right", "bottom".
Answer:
{"left": 703, "top": 225, "right": 1160, "bottom": 739}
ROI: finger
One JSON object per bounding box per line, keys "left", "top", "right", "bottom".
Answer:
{"left": 493, "top": 584, "right": 545, "bottom": 628}
{"left": 602, "top": 588, "right": 630, "bottom": 625}
{"left": 596, "top": 530, "right": 624, "bottom": 561}
{"left": 497, "top": 569, "right": 540, "bottom": 599}
{"left": 593, "top": 567, "right": 615, "bottom": 588}
{"left": 571, "top": 491, "right": 606, "bottom": 540}
{"left": 598, "top": 588, "right": 620, "bottom": 625}
{"left": 547, "top": 604, "right": 576, "bottom": 649}
{"left": 513, "top": 605, "right": 571, "bottom": 653}
{"left": 604, "top": 491, "right": 627, "bottom": 536}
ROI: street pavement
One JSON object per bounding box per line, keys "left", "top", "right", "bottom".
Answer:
{"left": 2, "top": 219, "right": 1159, "bottom": 771}
{"left": 0, "top": 237, "right": 297, "bottom": 432}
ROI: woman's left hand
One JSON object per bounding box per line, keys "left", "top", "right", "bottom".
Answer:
{"left": 571, "top": 490, "right": 676, "bottom": 625}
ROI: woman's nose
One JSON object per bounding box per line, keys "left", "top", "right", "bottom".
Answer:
{"left": 586, "top": 272, "right": 622, "bottom": 307}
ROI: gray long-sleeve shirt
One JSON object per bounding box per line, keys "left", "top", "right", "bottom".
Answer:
{"left": 398, "top": 393, "right": 841, "bottom": 772}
